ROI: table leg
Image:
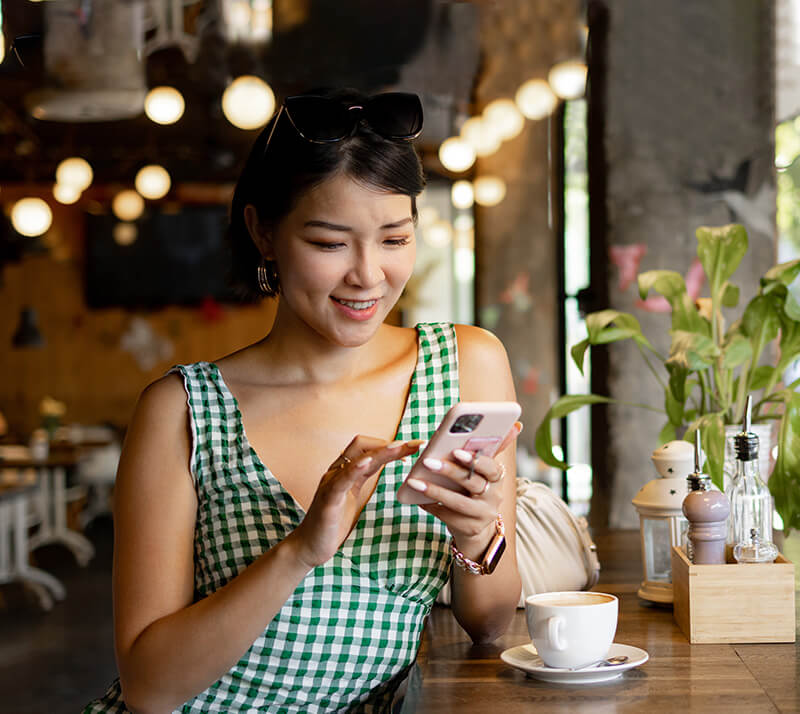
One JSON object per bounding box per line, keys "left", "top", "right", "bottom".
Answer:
{"left": 28, "top": 466, "right": 95, "bottom": 567}
{"left": 0, "top": 494, "right": 66, "bottom": 610}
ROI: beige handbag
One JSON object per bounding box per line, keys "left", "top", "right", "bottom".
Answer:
{"left": 436, "top": 479, "right": 600, "bottom": 607}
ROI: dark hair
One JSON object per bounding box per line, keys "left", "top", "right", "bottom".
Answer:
{"left": 227, "top": 88, "right": 426, "bottom": 298}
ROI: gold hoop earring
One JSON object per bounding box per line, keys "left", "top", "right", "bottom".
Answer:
{"left": 257, "top": 260, "right": 280, "bottom": 294}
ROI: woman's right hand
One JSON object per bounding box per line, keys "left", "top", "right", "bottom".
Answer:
{"left": 288, "top": 436, "right": 424, "bottom": 569}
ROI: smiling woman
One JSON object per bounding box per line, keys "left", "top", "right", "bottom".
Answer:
{"left": 84, "top": 88, "right": 521, "bottom": 714}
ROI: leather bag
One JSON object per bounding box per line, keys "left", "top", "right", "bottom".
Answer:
{"left": 436, "top": 479, "right": 601, "bottom": 607}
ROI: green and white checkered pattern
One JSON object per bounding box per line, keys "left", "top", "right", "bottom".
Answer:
{"left": 84, "top": 323, "right": 458, "bottom": 714}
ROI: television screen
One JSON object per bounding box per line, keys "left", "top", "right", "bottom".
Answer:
{"left": 85, "top": 206, "right": 249, "bottom": 309}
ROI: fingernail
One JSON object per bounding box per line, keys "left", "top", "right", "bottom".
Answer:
{"left": 406, "top": 478, "right": 427, "bottom": 492}
{"left": 423, "top": 457, "right": 443, "bottom": 471}
{"left": 387, "top": 441, "right": 406, "bottom": 450}
{"left": 415, "top": 440, "right": 428, "bottom": 451}
{"left": 517, "top": 422, "right": 524, "bottom": 434}
{"left": 356, "top": 456, "right": 372, "bottom": 468}
{"left": 453, "top": 449, "right": 473, "bottom": 464}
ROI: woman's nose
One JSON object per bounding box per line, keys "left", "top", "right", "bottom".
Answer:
{"left": 345, "top": 247, "right": 385, "bottom": 287}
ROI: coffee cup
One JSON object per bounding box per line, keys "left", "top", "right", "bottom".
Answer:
{"left": 525, "top": 591, "right": 618, "bottom": 669}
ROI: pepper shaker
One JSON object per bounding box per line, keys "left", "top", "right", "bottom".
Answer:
{"left": 682, "top": 431, "right": 730, "bottom": 564}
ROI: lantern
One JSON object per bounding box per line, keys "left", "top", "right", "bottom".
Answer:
{"left": 631, "top": 440, "right": 693, "bottom": 604}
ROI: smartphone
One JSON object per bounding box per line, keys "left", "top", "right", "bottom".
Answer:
{"left": 396, "top": 401, "right": 521, "bottom": 505}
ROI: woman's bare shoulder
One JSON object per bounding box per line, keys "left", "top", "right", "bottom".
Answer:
{"left": 453, "top": 324, "right": 515, "bottom": 401}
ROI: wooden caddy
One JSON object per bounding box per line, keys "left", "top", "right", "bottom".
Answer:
{"left": 671, "top": 546, "right": 796, "bottom": 644}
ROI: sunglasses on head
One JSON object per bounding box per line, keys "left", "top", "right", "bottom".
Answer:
{"left": 262, "top": 92, "right": 423, "bottom": 155}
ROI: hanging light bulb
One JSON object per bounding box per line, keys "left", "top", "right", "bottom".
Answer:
{"left": 548, "top": 60, "right": 588, "bottom": 99}
{"left": 451, "top": 180, "right": 474, "bottom": 209}
{"left": 112, "top": 190, "right": 145, "bottom": 222}
{"left": 53, "top": 183, "right": 81, "bottom": 205}
{"left": 55, "top": 157, "right": 93, "bottom": 191}
{"left": 113, "top": 222, "right": 139, "bottom": 246}
{"left": 460, "top": 117, "right": 502, "bottom": 157}
{"left": 222, "top": 75, "right": 275, "bottom": 130}
{"left": 474, "top": 176, "right": 507, "bottom": 206}
{"left": 11, "top": 198, "right": 53, "bottom": 237}
{"left": 483, "top": 99, "right": 525, "bottom": 141}
{"left": 144, "top": 86, "right": 185, "bottom": 125}
{"left": 135, "top": 165, "right": 171, "bottom": 200}
{"left": 516, "top": 79, "right": 559, "bottom": 120}
{"left": 439, "top": 137, "right": 476, "bottom": 173}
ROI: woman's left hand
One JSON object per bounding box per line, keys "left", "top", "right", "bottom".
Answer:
{"left": 407, "top": 422, "right": 521, "bottom": 557}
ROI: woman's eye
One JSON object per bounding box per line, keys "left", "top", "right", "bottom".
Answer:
{"left": 312, "top": 242, "right": 345, "bottom": 250}
{"left": 384, "top": 236, "right": 411, "bottom": 246}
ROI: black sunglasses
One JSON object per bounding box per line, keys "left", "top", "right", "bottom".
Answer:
{"left": 262, "top": 92, "right": 423, "bottom": 155}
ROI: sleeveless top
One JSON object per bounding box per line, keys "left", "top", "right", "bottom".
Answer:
{"left": 84, "top": 322, "right": 458, "bottom": 713}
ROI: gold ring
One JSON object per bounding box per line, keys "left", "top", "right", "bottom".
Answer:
{"left": 335, "top": 454, "right": 353, "bottom": 470}
{"left": 478, "top": 479, "right": 490, "bottom": 496}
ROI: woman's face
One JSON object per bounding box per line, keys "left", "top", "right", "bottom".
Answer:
{"left": 267, "top": 172, "right": 416, "bottom": 347}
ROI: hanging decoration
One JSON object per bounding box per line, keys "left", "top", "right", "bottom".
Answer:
{"left": 119, "top": 317, "right": 174, "bottom": 371}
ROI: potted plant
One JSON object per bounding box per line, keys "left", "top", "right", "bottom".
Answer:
{"left": 535, "top": 224, "right": 800, "bottom": 533}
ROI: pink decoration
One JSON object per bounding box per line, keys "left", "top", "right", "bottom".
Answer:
{"left": 609, "top": 243, "right": 647, "bottom": 292}
{"left": 522, "top": 366, "right": 540, "bottom": 395}
{"left": 499, "top": 272, "right": 532, "bottom": 312}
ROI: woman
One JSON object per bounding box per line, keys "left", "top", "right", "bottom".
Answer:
{"left": 86, "top": 89, "right": 521, "bottom": 713}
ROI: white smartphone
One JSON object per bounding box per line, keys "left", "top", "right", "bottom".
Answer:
{"left": 396, "top": 401, "right": 521, "bottom": 505}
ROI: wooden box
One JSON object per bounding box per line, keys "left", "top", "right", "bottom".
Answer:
{"left": 671, "top": 546, "right": 796, "bottom": 644}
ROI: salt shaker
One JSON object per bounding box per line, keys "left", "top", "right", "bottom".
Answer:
{"left": 733, "top": 527, "right": 779, "bottom": 563}
{"left": 682, "top": 431, "right": 730, "bottom": 564}
{"left": 726, "top": 395, "right": 777, "bottom": 559}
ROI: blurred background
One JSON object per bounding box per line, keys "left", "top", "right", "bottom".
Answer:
{"left": 0, "top": 0, "right": 798, "bottom": 709}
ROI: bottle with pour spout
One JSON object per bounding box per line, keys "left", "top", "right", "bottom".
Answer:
{"left": 682, "top": 431, "right": 730, "bottom": 564}
{"left": 726, "top": 395, "right": 778, "bottom": 563}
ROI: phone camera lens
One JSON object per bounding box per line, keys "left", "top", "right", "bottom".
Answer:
{"left": 450, "top": 414, "right": 483, "bottom": 433}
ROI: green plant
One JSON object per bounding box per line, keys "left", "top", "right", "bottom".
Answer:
{"left": 535, "top": 224, "right": 800, "bottom": 533}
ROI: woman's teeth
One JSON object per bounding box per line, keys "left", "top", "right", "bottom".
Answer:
{"left": 333, "top": 298, "right": 377, "bottom": 310}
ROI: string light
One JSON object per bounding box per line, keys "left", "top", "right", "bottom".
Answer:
{"left": 11, "top": 198, "right": 53, "bottom": 237}
{"left": 55, "top": 157, "right": 93, "bottom": 191}
{"left": 135, "top": 165, "right": 171, "bottom": 200}
{"left": 439, "top": 137, "right": 476, "bottom": 173}
{"left": 144, "top": 86, "right": 185, "bottom": 125}
{"left": 222, "top": 75, "right": 275, "bottom": 130}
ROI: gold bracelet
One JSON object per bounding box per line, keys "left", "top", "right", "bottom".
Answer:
{"left": 450, "top": 514, "right": 506, "bottom": 575}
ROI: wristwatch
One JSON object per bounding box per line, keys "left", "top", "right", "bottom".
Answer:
{"left": 451, "top": 514, "right": 506, "bottom": 575}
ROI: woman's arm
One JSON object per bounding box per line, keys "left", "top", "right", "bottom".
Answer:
{"left": 113, "top": 375, "right": 421, "bottom": 714}
{"left": 409, "top": 325, "right": 521, "bottom": 643}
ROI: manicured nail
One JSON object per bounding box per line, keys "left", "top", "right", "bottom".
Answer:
{"left": 423, "top": 457, "right": 443, "bottom": 471}
{"left": 356, "top": 456, "right": 372, "bottom": 468}
{"left": 517, "top": 422, "right": 524, "bottom": 434}
{"left": 387, "top": 440, "right": 406, "bottom": 450}
{"left": 453, "top": 449, "right": 473, "bottom": 464}
{"left": 406, "top": 478, "right": 427, "bottom": 492}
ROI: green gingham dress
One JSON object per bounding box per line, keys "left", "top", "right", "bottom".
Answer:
{"left": 85, "top": 322, "right": 458, "bottom": 713}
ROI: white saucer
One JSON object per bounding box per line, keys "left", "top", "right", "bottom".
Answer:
{"left": 500, "top": 642, "right": 649, "bottom": 684}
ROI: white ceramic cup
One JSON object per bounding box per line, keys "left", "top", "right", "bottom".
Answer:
{"left": 525, "top": 591, "right": 618, "bottom": 669}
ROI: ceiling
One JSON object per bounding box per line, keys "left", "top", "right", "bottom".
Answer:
{"left": 0, "top": 0, "right": 481, "bottom": 187}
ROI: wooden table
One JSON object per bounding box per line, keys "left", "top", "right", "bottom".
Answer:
{"left": 413, "top": 531, "right": 800, "bottom": 713}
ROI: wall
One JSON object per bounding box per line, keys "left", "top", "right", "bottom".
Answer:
{"left": 0, "top": 190, "right": 277, "bottom": 439}
{"left": 601, "top": 0, "right": 776, "bottom": 527}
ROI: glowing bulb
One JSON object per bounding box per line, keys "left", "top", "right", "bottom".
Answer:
{"left": 113, "top": 223, "right": 138, "bottom": 246}
{"left": 55, "top": 157, "right": 93, "bottom": 190}
{"left": 460, "top": 117, "right": 501, "bottom": 157}
{"left": 11, "top": 198, "right": 53, "bottom": 237}
{"left": 474, "top": 176, "right": 507, "bottom": 206}
{"left": 424, "top": 219, "right": 453, "bottom": 247}
{"left": 453, "top": 213, "right": 474, "bottom": 232}
{"left": 438, "top": 137, "right": 476, "bottom": 173}
{"left": 135, "top": 165, "right": 171, "bottom": 200}
{"left": 222, "top": 75, "right": 275, "bottom": 130}
{"left": 548, "top": 60, "right": 588, "bottom": 99}
{"left": 53, "top": 183, "right": 81, "bottom": 205}
{"left": 451, "top": 180, "right": 474, "bottom": 209}
{"left": 144, "top": 86, "right": 185, "bottom": 125}
{"left": 112, "top": 190, "right": 145, "bottom": 221}
{"left": 483, "top": 99, "right": 525, "bottom": 141}
{"left": 516, "top": 79, "right": 559, "bottom": 120}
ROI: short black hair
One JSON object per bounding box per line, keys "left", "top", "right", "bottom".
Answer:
{"left": 227, "top": 88, "right": 426, "bottom": 298}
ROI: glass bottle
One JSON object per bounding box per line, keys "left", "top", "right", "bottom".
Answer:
{"left": 733, "top": 527, "right": 779, "bottom": 563}
{"left": 726, "top": 395, "right": 776, "bottom": 559}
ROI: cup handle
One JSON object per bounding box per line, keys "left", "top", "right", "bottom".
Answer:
{"left": 547, "top": 616, "right": 566, "bottom": 651}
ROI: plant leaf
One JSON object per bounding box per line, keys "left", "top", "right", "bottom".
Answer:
{"left": 534, "top": 394, "right": 614, "bottom": 469}
{"left": 667, "top": 330, "right": 719, "bottom": 370}
{"left": 638, "top": 270, "right": 709, "bottom": 334}
{"left": 665, "top": 385, "right": 684, "bottom": 426}
{"left": 571, "top": 338, "right": 591, "bottom": 375}
{"left": 741, "top": 295, "right": 782, "bottom": 365}
{"left": 748, "top": 365, "right": 775, "bottom": 391}
{"left": 721, "top": 282, "right": 740, "bottom": 307}
{"left": 761, "top": 258, "right": 800, "bottom": 290}
{"left": 769, "top": 392, "right": 800, "bottom": 534}
{"left": 696, "top": 224, "right": 748, "bottom": 305}
{"left": 720, "top": 334, "right": 752, "bottom": 369}
{"left": 659, "top": 421, "right": 677, "bottom": 444}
